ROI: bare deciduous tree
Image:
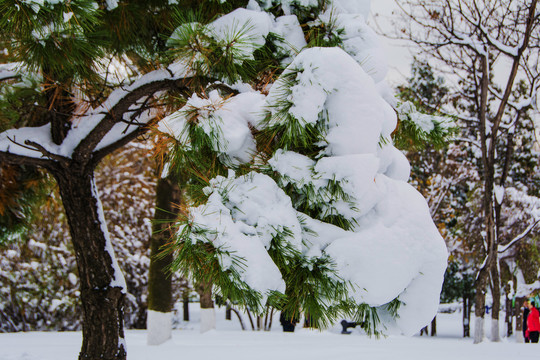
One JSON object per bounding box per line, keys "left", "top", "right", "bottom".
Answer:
{"left": 393, "top": 0, "right": 539, "bottom": 343}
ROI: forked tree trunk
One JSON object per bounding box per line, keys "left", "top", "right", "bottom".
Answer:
{"left": 54, "top": 169, "right": 126, "bottom": 360}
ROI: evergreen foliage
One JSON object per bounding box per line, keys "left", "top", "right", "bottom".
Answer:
{"left": 394, "top": 61, "right": 455, "bottom": 152}
{"left": 160, "top": 1, "right": 448, "bottom": 335}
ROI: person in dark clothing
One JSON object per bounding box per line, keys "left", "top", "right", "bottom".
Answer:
{"left": 280, "top": 312, "right": 297, "bottom": 332}
{"left": 524, "top": 300, "right": 531, "bottom": 343}
{"left": 340, "top": 320, "right": 359, "bottom": 334}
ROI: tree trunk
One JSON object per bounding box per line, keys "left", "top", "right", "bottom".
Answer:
{"left": 246, "top": 308, "right": 255, "bottom": 330}
{"left": 516, "top": 296, "right": 526, "bottom": 343}
{"left": 490, "top": 259, "right": 501, "bottom": 341}
{"left": 198, "top": 280, "right": 215, "bottom": 333}
{"left": 473, "top": 53, "right": 491, "bottom": 345}
{"left": 505, "top": 296, "right": 513, "bottom": 337}
{"left": 430, "top": 316, "right": 437, "bottom": 336}
{"left": 183, "top": 291, "right": 190, "bottom": 321}
{"left": 231, "top": 307, "right": 246, "bottom": 330}
{"left": 474, "top": 265, "right": 489, "bottom": 343}
{"left": 54, "top": 170, "right": 126, "bottom": 360}
{"left": 463, "top": 296, "right": 470, "bottom": 337}
{"left": 147, "top": 176, "right": 181, "bottom": 345}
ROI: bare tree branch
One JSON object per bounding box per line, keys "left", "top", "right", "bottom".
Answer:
{"left": 498, "top": 219, "right": 540, "bottom": 254}
{"left": 72, "top": 73, "right": 192, "bottom": 167}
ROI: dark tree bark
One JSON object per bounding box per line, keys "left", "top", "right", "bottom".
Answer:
{"left": 231, "top": 307, "right": 246, "bottom": 330}
{"left": 53, "top": 168, "right": 126, "bottom": 360}
{"left": 430, "top": 316, "right": 437, "bottom": 336}
{"left": 505, "top": 296, "right": 513, "bottom": 337}
{"left": 147, "top": 176, "right": 182, "bottom": 314}
{"left": 183, "top": 291, "right": 190, "bottom": 321}
{"left": 198, "top": 280, "right": 214, "bottom": 309}
{"left": 516, "top": 296, "right": 526, "bottom": 341}
{"left": 463, "top": 295, "right": 470, "bottom": 337}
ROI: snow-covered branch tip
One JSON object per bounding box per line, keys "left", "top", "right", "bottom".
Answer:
{"left": 23, "top": 140, "right": 71, "bottom": 163}
{"left": 478, "top": 24, "right": 520, "bottom": 57}
{"left": 0, "top": 62, "right": 21, "bottom": 82}
{"left": 2, "top": 135, "right": 68, "bottom": 166}
{"left": 498, "top": 219, "right": 540, "bottom": 254}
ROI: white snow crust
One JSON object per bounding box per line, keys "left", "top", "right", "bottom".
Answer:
{"left": 200, "top": 308, "right": 216, "bottom": 333}
{"left": 91, "top": 179, "right": 127, "bottom": 292}
{"left": 0, "top": 308, "right": 534, "bottom": 360}
{"left": 159, "top": 90, "right": 265, "bottom": 165}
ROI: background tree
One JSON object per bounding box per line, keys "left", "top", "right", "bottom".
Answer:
{"left": 147, "top": 169, "right": 182, "bottom": 343}
{"left": 395, "top": 0, "right": 540, "bottom": 343}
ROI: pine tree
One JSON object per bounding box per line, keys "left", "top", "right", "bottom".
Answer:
{"left": 159, "top": 0, "right": 448, "bottom": 336}
{"left": 0, "top": 1, "right": 208, "bottom": 358}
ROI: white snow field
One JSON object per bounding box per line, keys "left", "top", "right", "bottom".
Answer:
{"left": 1, "top": 304, "right": 538, "bottom": 360}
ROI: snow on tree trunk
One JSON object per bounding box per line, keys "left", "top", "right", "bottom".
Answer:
{"left": 491, "top": 319, "right": 500, "bottom": 342}
{"left": 474, "top": 317, "right": 485, "bottom": 344}
{"left": 491, "top": 264, "right": 501, "bottom": 342}
{"left": 516, "top": 296, "right": 526, "bottom": 343}
{"left": 54, "top": 170, "right": 126, "bottom": 360}
{"left": 147, "top": 310, "right": 172, "bottom": 346}
{"left": 474, "top": 266, "right": 488, "bottom": 344}
{"left": 200, "top": 308, "right": 216, "bottom": 333}
{"left": 198, "top": 281, "right": 215, "bottom": 333}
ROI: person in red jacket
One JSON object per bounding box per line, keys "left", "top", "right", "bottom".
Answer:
{"left": 526, "top": 300, "right": 540, "bottom": 343}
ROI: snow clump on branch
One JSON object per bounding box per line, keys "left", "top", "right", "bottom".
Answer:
{"left": 161, "top": 0, "right": 448, "bottom": 336}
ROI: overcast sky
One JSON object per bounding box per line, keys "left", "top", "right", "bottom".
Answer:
{"left": 368, "top": 0, "right": 414, "bottom": 86}
{"left": 368, "top": 0, "right": 539, "bottom": 140}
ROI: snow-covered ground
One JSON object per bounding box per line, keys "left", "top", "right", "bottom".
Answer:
{"left": 1, "top": 304, "right": 539, "bottom": 360}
